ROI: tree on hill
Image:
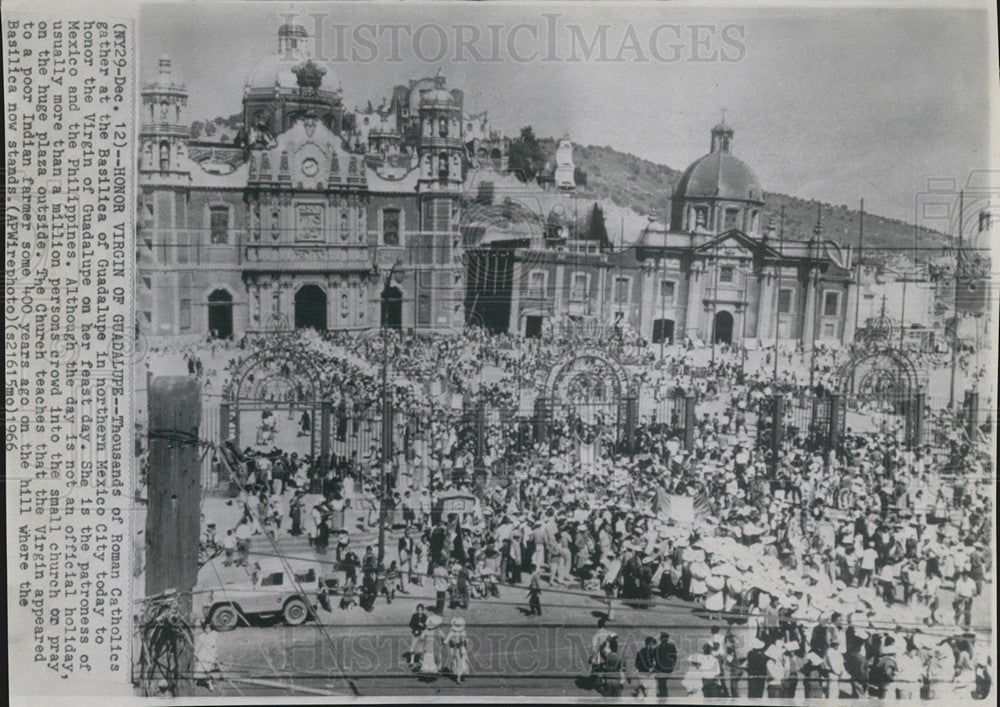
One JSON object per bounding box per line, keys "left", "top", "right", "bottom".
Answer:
{"left": 574, "top": 166, "right": 588, "bottom": 187}
{"left": 588, "top": 202, "right": 611, "bottom": 251}
{"left": 507, "top": 126, "right": 546, "bottom": 182}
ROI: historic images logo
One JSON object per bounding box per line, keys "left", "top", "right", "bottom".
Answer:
{"left": 278, "top": 13, "right": 747, "bottom": 65}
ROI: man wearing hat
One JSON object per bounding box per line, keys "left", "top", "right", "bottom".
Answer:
{"left": 654, "top": 631, "right": 678, "bottom": 697}
{"left": 634, "top": 636, "right": 658, "bottom": 698}
{"left": 867, "top": 635, "right": 899, "bottom": 698}
{"left": 745, "top": 637, "right": 768, "bottom": 698}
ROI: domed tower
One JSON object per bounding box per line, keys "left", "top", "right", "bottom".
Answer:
{"left": 671, "top": 120, "right": 764, "bottom": 236}
{"left": 413, "top": 79, "right": 465, "bottom": 332}
{"left": 243, "top": 23, "right": 344, "bottom": 138}
{"left": 416, "top": 84, "right": 464, "bottom": 189}
{"left": 139, "top": 55, "right": 189, "bottom": 180}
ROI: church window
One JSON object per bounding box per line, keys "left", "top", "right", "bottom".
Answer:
{"left": 660, "top": 280, "right": 675, "bottom": 306}
{"left": 528, "top": 271, "right": 547, "bottom": 298}
{"left": 209, "top": 206, "right": 229, "bottom": 244}
{"left": 614, "top": 277, "right": 631, "bottom": 303}
{"left": 571, "top": 273, "right": 588, "bottom": 301}
{"left": 439, "top": 117, "right": 448, "bottom": 138}
{"left": 724, "top": 208, "right": 739, "bottom": 231}
{"left": 979, "top": 211, "right": 992, "bottom": 232}
{"left": 382, "top": 208, "right": 400, "bottom": 246}
{"left": 777, "top": 288, "right": 793, "bottom": 314}
{"left": 418, "top": 292, "right": 432, "bottom": 325}
{"left": 823, "top": 291, "right": 840, "bottom": 317}
{"left": 179, "top": 299, "right": 191, "bottom": 330}
{"left": 438, "top": 152, "right": 450, "bottom": 179}
{"left": 719, "top": 266, "right": 734, "bottom": 283}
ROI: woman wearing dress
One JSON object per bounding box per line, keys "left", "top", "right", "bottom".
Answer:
{"left": 418, "top": 614, "right": 443, "bottom": 680}
{"left": 445, "top": 616, "right": 471, "bottom": 684}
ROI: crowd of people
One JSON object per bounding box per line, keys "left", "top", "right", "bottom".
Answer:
{"left": 151, "top": 323, "right": 993, "bottom": 698}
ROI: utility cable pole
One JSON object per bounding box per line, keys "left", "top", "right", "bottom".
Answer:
{"left": 949, "top": 191, "right": 963, "bottom": 409}
{"left": 378, "top": 261, "right": 402, "bottom": 567}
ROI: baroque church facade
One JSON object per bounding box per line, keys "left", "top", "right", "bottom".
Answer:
{"left": 464, "top": 122, "right": 857, "bottom": 346}
{"left": 139, "top": 23, "right": 855, "bottom": 347}
{"left": 138, "top": 24, "right": 491, "bottom": 339}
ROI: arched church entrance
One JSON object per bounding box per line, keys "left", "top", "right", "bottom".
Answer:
{"left": 713, "top": 310, "right": 734, "bottom": 344}
{"left": 381, "top": 286, "right": 403, "bottom": 329}
{"left": 294, "top": 284, "right": 327, "bottom": 330}
{"left": 207, "top": 289, "right": 234, "bottom": 339}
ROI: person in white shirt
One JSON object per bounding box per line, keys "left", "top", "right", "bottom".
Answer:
{"left": 858, "top": 543, "right": 878, "bottom": 587}
{"left": 894, "top": 642, "right": 924, "bottom": 700}
{"left": 953, "top": 571, "right": 976, "bottom": 629}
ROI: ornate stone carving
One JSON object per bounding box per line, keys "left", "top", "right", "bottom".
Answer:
{"left": 296, "top": 203, "right": 324, "bottom": 242}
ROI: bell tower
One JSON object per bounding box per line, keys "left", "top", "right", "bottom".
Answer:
{"left": 139, "top": 55, "right": 189, "bottom": 180}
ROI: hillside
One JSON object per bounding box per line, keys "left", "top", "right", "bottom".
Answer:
{"left": 544, "top": 139, "right": 949, "bottom": 260}
{"left": 186, "top": 114, "right": 947, "bottom": 262}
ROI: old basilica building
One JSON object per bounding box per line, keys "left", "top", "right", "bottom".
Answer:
{"left": 139, "top": 23, "right": 856, "bottom": 347}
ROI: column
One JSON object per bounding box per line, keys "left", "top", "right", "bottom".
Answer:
{"left": 684, "top": 263, "right": 703, "bottom": 341}
{"left": 843, "top": 276, "right": 859, "bottom": 344}
{"left": 553, "top": 263, "right": 565, "bottom": 322}
{"left": 508, "top": 258, "right": 521, "bottom": 334}
{"left": 802, "top": 271, "right": 818, "bottom": 345}
{"left": 756, "top": 268, "right": 774, "bottom": 342}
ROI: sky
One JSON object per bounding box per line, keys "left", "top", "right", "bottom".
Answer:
{"left": 139, "top": 1, "right": 996, "bottom": 225}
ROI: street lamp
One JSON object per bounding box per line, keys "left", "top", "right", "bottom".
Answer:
{"left": 377, "top": 259, "right": 403, "bottom": 567}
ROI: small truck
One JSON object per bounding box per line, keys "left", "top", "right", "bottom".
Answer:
{"left": 200, "top": 558, "right": 324, "bottom": 631}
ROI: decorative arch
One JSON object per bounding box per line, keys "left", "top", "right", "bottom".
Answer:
{"left": 544, "top": 348, "right": 631, "bottom": 406}
{"left": 836, "top": 346, "right": 919, "bottom": 400}
{"left": 542, "top": 348, "right": 633, "bottom": 445}
{"left": 226, "top": 345, "right": 323, "bottom": 408}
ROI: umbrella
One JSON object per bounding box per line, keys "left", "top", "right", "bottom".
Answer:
{"left": 706, "top": 575, "right": 726, "bottom": 591}
{"left": 690, "top": 562, "right": 710, "bottom": 580}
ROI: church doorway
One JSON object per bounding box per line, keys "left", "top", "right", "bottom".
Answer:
{"left": 652, "top": 318, "right": 675, "bottom": 345}
{"left": 294, "top": 284, "right": 327, "bottom": 330}
{"left": 207, "top": 289, "right": 234, "bottom": 339}
{"left": 381, "top": 286, "right": 403, "bottom": 329}
{"left": 713, "top": 310, "right": 734, "bottom": 344}
{"left": 524, "top": 315, "right": 544, "bottom": 339}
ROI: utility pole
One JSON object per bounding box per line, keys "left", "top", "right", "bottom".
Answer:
{"left": 773, "top": 206, "right": 784, "bottom": 384}
{"left": 853, "top": 198, "right": 864, "bottom": 344}
{"left": 711, "top": 237, "right": 719, "bottom": 365}
{"left": 899, "top": 224, "right": 911, "bottom": 347}
{"left": 145, "top": 376, "right": 201, "bottom": 697}
{"left": 809, "top": 203, "right": 821, "bottom": 391}
{"left": 949, "top": 191, "right": 963, "bottom": 409}
{"left": 378, "top": 261, "right": 402, "bottom": 567}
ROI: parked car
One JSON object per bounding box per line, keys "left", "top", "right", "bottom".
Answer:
{"left": 200, "top": 558, "right": 323, "bottom": 631}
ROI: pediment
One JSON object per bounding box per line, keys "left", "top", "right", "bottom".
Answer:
{"left": 694, "top": 229, "right": 780, "bottom": 259}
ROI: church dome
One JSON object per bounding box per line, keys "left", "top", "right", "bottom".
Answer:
{"left": 675, "top": 151, "right": 763, "bottom": 202}
{"left": 245, "top": 25, "right": 338, "bottom": 93}
{"left": 675, "top": 121, "right": 762, "bottom": 202}
{"left": 420, "top": 87, "right": 457, "bottom": 106}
